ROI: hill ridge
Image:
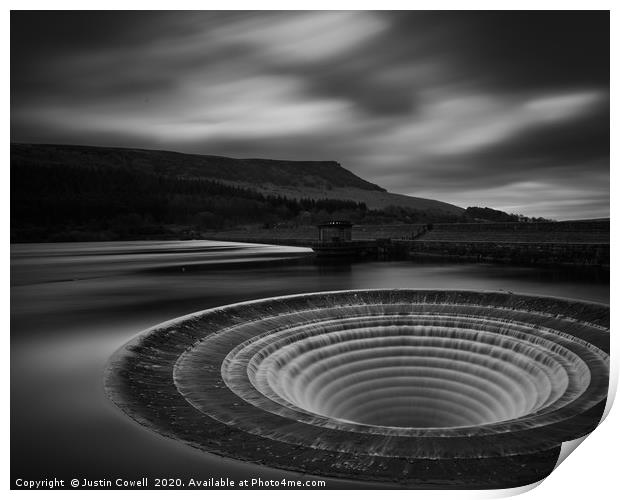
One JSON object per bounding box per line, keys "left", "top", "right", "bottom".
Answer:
{"left": 11, "top": 143, "right": 389, "bottom": 193}
{"left": 11, "top": 143, "right": 464, "bottom": 219}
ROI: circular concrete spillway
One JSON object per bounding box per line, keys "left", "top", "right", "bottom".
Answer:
{"left": 105, "top": 289, "right": 609, "bottom": 488}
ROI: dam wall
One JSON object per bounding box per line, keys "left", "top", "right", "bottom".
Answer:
{"left": 417, "top": 220, "right": 609, "bottom": 243}
{"left": 405, "top": 241, "right": 609, "bottom": 267}
{"left": 202, "top": 220, "right": 610, "bottom": 266}
{"left": 200, "top": 224, "right": 426, "bottom": 243}
{"left": 406, "top": 220, "right": 609, "bottom": 266}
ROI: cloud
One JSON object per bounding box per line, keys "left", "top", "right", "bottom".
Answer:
{"left": 18, "top": 75, "right": 356, "bottom": 142}
{"left": 429, "top": 90, "right": 604, "bottom": 155}
{"left": 211, "top": 12, "right": 388, "bottom": 63}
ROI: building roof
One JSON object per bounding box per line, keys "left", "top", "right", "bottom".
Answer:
{"left": 317, "top": 220, "right": 353, "bottom": 228}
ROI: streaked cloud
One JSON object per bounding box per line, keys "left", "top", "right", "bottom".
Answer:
{"left": 212, "top": 12, "right": 388, "bottom": 63}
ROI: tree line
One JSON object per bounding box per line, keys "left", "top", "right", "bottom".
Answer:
{"left": 11, "top": 163, "right": 537, "bottom": 243}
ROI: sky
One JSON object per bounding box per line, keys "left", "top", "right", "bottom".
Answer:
{"left": 11, "top": 11, "right": 609, "bottom": 219}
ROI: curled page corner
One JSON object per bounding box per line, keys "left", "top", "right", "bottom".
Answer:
{"left": 555, "top": 435, "right": 589, "bottom": 470}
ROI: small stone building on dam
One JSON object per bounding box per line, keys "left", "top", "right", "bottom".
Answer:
{"left": 317, "top": 221, "right": 353, "bottom": 243}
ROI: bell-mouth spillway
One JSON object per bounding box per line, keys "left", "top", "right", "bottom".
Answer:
{"left": 104, "top": 289, "right": 609, "bottom": 488}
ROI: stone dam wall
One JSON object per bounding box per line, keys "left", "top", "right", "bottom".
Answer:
{"left": 405, "top": 220, "right": 609, "bottom": 266}
{"left": 202, "top": 220, "right": 610, "bottom": 267}
{"left": 416, "top": 220, "right": 610, "bottom": 243}
{"left": 403, "top": 241, "right": 609, "bottom": 267}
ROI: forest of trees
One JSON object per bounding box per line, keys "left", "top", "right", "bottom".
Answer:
{"left": 11, "top": 163, "right": 547, "bottom": 243}
{"left": 463, "top": 206, "right": 552, "bottom": 223}
{"left": 11, "top": 164, "right": 465, "bottom": 242}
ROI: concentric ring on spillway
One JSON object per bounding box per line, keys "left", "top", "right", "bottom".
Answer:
{"left": 213, "top": 315, "right": 591, "bottom": 434}
{"left": 104, "top": 289, "right": 609, "bottom": 485}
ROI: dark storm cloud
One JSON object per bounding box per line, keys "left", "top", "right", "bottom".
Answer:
{"left": 422, "top": 11, "right": 609, "bottom": 92}
{"left": 10, "top": 10, "right": 609, "bottom": 219}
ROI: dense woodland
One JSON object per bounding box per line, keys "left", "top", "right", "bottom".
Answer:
{"left": 11, "top": 163, "right": 546, "bottom": 243}
{"left": 462, "top": 206, "right": 550, "bottom": 223}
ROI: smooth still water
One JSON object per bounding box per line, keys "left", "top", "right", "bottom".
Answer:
{"left": 10, "top": 240, "right": 609, "bottom": 487}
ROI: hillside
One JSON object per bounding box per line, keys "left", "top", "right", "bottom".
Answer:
{"left": 11, "top": 143, "right": 382, "bottom": 190}
{"left": 11, "top": 144, "right": 463, "bottom": 215}
{"left": 11, "top": 143, "right": 467, "bottom": 242}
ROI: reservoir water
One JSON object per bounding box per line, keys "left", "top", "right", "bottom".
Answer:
{"left": 10, "top": 240, "right": 609, "bottom": 487}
